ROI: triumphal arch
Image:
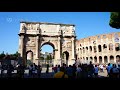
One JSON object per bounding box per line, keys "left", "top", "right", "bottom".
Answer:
{"left": 18, "top": 21, "right": 76, "bottom": 66}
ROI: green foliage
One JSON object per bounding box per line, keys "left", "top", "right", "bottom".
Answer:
{"left": 109, "top": 12, "right": 120, "bottom": 29}
{"left": 39, "top": 57, "right": 44, "bottom": 60}
{"left": 46, "top": 55, "right": 50, "bottom": 60}
{"left": 0, "top": 51, "right": 5, "bottom": 60}
{"left": 45, "top": 55, "right": 52, "bottom": 60}
{"left": 0, "top": 51, "right": 20, "bottom": 60}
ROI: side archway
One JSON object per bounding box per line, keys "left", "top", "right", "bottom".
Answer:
{"left": 26, "top": 50, "right": 33, "bottom": 65}
{"left": 63, "top": 51, "right": 69, "bottom": 66}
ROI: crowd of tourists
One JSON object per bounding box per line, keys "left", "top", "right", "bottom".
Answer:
{"left": 52, "top": 61, "right": 120, "bottom": 78}
{"left": 53, "top": 61, "right": 98, "bottom": 78}
{"left": 0, "top": 61, "right": 120, "bottom": 78}
{"left": 0, "top": 63, "right": 42, "bottom": 78}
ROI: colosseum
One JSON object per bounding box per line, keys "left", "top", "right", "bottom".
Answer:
{"left": 76, "top": 32, "right": 120, "bottom": 65}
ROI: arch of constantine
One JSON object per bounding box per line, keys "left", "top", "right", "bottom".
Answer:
{"left": 18, "top": 21, "right": 76, "bottom": 66}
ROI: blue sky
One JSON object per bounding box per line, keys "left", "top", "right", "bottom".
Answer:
{"left": 0, "top": 12, "right": 120, "bottom": 54}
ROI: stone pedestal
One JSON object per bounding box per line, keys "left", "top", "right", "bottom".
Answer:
{"left": 53, "top": 59, "right": 62, "bottom": 66}
{"left": 33, "top": 59, "right": 39, "bottom": 65}
{"left": 68, "top": 60, "right": 75, "bottom": 65}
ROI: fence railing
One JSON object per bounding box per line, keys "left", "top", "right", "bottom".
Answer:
{"left": 38, "top": 60, "right": 53, "bottom": 67}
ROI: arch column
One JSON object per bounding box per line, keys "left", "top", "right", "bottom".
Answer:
{"left": 36, "top": 35, "right": 39, "bottom": 59}
{"left": 97, "top": 56, "right": 99, "bottom": 63}
{"left": 20, "top": 35, "right": 24, "bottom": 57}
{"left": 20, "top": 35, "right": 27, "bottom": 65}
{"left": 57, "top": 36, "right": 62, "bottom": 65}
{"left": 114, "top": 56, "right": 116, "bottom": 63}
{"left": 102, "top": 56, "right": 104, "bottom": 64}
{"left": 107, "top": 55, "right": 110, "bottom": 63}
{"left": 35, "top": 35, "right": 39, "bottom": 65}
{"left": 72, "top": 37, "right": 75, "bottom": 61}
{"left": 53, "top": 49, "right": 57, "bottom": 66}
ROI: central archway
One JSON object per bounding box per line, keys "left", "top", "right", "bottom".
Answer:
{"left": 40, "top": 42, "right": 55, "bottom": 66}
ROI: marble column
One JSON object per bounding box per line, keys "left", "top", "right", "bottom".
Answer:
{"left": 102, "top": 56, "right": 104, "bottom": 64}
{"left": 20, "top": 35, "right": 26, "bottom": 65}
{"left": 20, "top": 35, "right": 24, "bottom": 57}
{"left": 57, "top": 37, "right": 61, "bottom": 65}
{"left": 58, "top": 37, "right": 61, "bottom": 59}
{"left": 97, "top": 56, "right": 99, "bottom": 64}
{"left": 72, "top": 37, "right": 75, "bottom": 60}
{"left": 114, "top": 56, "right": 116, "bottom": 63}
{"left": 36, "top": 35, "right": 39, "bottom": 59}
{"left": 108, "top": 55, "right": 110, "bottom": 63}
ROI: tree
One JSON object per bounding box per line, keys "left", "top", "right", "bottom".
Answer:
{"left": 109, "top": 12, "right": 120, "bottom": 29}
{"left": 0, "top": 51, "right": 5, "bottom": 60}
{"left": 39, "top": 57, "right": 44, "bottom": 60}
{"left": 49, "top": 54, "right": 52, "bottom": 60}
{"left": 46, "top": 55, "right": 50, "bottom": 60}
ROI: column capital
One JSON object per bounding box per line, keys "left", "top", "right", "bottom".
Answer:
{"left": 20, "top": 35, "right": 24, "bottom": 39}
{"left": 71, "top": 37, "right": 75, "bottom": 41}
{"left": 58, "top": 37, "right": 61, "bottom": 40}
{"left": 36, "top": 35, "right": 39, "bottom": 39}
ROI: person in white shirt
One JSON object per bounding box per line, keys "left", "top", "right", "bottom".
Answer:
{"left": 99, "top": 64, "right": 104, "bottom": 72}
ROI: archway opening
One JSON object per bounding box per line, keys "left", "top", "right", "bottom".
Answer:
{"left": 98, "top": 45, "right": 102, "bottom": 52}
{"left": 109, "top": 43, "right": 113, "bottom": 51}
{"left": 89, "top": 46, "right": 92, "bottom": 52}
{"left": 26, "top": 50, "right": 33, "bottom": 65}
{"left": 94, "top": 56, "right": 97, "bottom": 64}
{"left": 80, "top": 48, "right": 82, "bottom": 54}
{"left": 63, "top": 51, "right": 69, "bottom": 66}
{"left": 86, "top": 47, "right": 88, "bottom": 53}
{"left": 93, "top": 46, "right": 97, "bottom": 53}
{"left": 104, "top": 56, "right": 108, "bottom": 64}
{"left": 86, "top": 57, "right": 88, "bottom": 64}
{"left": 116, "top": 55, "right": 120, "bottom": 63}
{"left": 40, "top": 42, "right": 54, "bottom": 67}
{"left": 115, "top": 43, "right": 120, "bottom": 51}
{"left": 90, "top": 57, "right": 93, "bottom": 63}
{"left": 103, "top": 44, "right": 107, "bottom": 51}
{"left": 110, "top": 55, "right": 114, "bottom": 63}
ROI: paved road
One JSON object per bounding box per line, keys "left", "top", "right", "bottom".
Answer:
{"left": 0, "top": 67, "right": 108, "bottom": 78}
{"left": 98, "top": 68, "right": 108, "bottom": 78}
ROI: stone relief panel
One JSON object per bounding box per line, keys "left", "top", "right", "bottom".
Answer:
{"left": 61, "top": 26, "right": 74, "bottom": 36}
{"left": 63, "top": 40, "right": 72, "bottom": 48}
{"left": 40, "top": 24, "right": 59, "bottom": 34}
{"left": 26, "top": 24, "right": 37, "bottom": 30}
{"left": 42, "top": 37, "right": 58, "bottom": 42}
{"left": 26, "top": 37, "right": 36, "bottom": 46}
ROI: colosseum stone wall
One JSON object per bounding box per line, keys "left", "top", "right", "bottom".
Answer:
{"left": 76, "top": 32, "right": 120, "bottom": 64}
